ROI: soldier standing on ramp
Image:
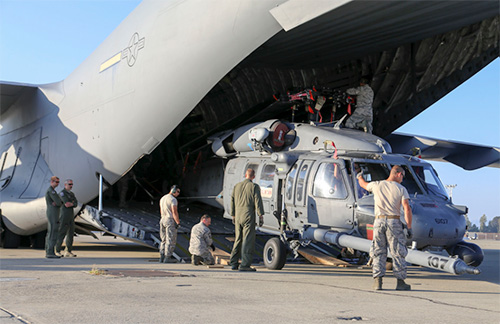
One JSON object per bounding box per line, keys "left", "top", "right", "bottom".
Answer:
{"left": 55, "top": 179, "right": 78, "bottom": 257}
{"left": 45, "top": 176, "right": 63, "bottom": 258}
{"left": 229, "top": 168, "right": 264, "bottom": 271}
{"left": 358, "top": 165, "right": 413, "bottom": 290}
{"left": 159, "top": 185, "right": 181, "bottom": 263}
{"left": 189, "top": 214, "right": 216, "bottom": 265}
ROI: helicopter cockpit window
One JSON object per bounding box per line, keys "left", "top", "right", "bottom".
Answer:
{"left": 412, "top": 165, "right": 449, "bottom": 199}
{"left": 296, "top": 164, "right": 309, "bottom": 202}
{"left": 391, "top": 164, "right": 423, "bottom": 196}
{"left": 356, "top": 162, "right": 389, "bottom": 182}
{"left": 313, "top": 163, "right": 347, "bottom": 199}
{"left": 286, "top": 164, "right": 298, "bottom": 201}
{"left": 259, "top": 164, "right": 275, "bottom": 199}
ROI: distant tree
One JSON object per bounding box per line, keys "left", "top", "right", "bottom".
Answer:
{"left": 487, "top": 216, "right": 500, "bottom": 233}
{"left": 479, "top": 214, "right": 487, "bottom": 232}
{"left": 469, "top": 224, "right": 479, "bottom": 232}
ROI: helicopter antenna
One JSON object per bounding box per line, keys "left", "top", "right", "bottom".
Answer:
{"left": 334, "top": 114, "right": 348, "bottom": 129}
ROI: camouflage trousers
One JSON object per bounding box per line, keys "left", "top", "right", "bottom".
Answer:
{"left": 345, "top": 113, "right": 372, "bottom": 134}
{"left": 371, "top": 218, "right": 408, "bottom": 279}
{"left": 160, "top": 218, "right": 178, "bottom": 257}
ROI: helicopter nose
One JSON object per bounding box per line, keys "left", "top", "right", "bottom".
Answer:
{"left": 412, "top": 203, "right": 466, "bottom": 247}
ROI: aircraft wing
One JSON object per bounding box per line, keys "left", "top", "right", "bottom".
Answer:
{"left": 0, "top": 81, "right": 38, "bottom": 115}
{"left": 386, "top": 133, "right": 500, "bottom": 170}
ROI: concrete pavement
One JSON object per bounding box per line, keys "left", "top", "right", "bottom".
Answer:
{"left": 1, "top": 234, "right": 498, "bottom": 324}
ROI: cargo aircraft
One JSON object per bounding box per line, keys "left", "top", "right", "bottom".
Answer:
{"left": 1, "top": 0, "right": 499, "bottom": 273}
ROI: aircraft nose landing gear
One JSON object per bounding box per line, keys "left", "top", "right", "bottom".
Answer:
{"left": 263, "top": 237, "right": 287, "bottom": 270}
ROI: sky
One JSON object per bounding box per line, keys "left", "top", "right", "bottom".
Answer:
{"left": 1, "top": 1, "right": 499, "bottom": 225}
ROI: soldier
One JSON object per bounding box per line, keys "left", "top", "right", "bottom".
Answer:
{"left": 189, "top": 214, "right": 216, "bottom": 265}
{"left": 358, "top": 165, "right": 413, "bottom": 290}
{"left": 55, "top": 179, "right": 78, "bottom": 257}
{"left": 159, "top": 185, "right": 181, "bottom": 263}
{"left": 345, "top": 76, "right": 374, "bottom": 134}
{"left": 45, "top": 176, "right": 63, "bottom": 258}
{"left": 229, "top": 168, "right": 264, "bottom": 271}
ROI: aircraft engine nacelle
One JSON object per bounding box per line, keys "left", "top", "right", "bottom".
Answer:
{"left": 1, "top": 198, "right": 47, "bottom": 236}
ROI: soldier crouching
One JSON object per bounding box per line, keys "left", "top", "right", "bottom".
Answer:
{"left": 189, "top": 215, "right": 215, "bottom": 265}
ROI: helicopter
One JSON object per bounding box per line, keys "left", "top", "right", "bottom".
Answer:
{"left": 203, "top": 117, "right": 483, "bottom": 275}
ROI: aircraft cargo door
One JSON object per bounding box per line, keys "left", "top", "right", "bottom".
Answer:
{"left": 308, "top": 160, "right": 354, "bottom": 230}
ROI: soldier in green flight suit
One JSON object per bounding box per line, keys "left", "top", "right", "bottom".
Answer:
{"left": 229, "top": 168, "right": 265, "bottom": 271}
{"left": 45, "top": 176, "right": 63, "bottom": 258}
{"left": 56, "top": 179, "right": 78, "bottom": 257}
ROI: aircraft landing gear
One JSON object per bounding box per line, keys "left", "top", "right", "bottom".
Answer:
{"left": 2, "top": 226, "right": 20, "bottom": 248}
{"left": 263, "top": 237, "right": 287, "bottom": 270}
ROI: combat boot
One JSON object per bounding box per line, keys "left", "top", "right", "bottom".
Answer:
{"left": 159, "top": 253, "right": 165, "bottom": 263}
{"left": 396, "top": 279, "right": 411, "bottom": 291}
{"left": 164, "top": 256, "right": 177, "bottom": 263}
{"left": 191, "top": 255, "right": 201, "bottom": 265}
{"left": 373, "top": 277, "right": 382, "bottom": 290}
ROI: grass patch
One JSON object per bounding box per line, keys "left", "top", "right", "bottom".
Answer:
{"left": 89, "top": 265, "right": 106, "bottom": 275}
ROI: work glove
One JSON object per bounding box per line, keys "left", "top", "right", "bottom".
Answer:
{"left": 258, "top": 216, "right": 264, "bottom": 227}
{"left": 356, "top": 171, "right": 364, "bottom": 179}
{"left": 175, "top": 222, "right": 180, "bottom": 229}
{"left": 406, "top": 228, "right": 413, "bottom": 240}
{"left": 210, "top": 244, "right": 216, "bottom": 251}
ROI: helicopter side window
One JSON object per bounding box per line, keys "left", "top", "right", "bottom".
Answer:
{"left": 286, "top": 164, "right": 298, "bottom": 201}
{"left": 313, "top": 163, "right": 347, "bottom": 199}
{"left": 412, "top": 165, "right": 449, "bottom": 199}
{"left": 259, "top": 164, "right": 275, "bottom": 188}
{"left": 296, "top": 164, "right": 309, "bottom": 202}
{"left": 259, "top": 164, "right": 275, "bottom": 199}
{"left": 245, "top": 163, "right": 259, "bottom": 175}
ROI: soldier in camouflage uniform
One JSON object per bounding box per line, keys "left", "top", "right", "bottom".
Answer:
{"left": 358, "top": 165, "right": 413, "bottom": 290}
{"left": 189, "top": 215, "right": 215, "bottom": 265}
{"left": 345, "top": 77, "right": 374, "bottom": 134}
{"left": 229, "top": 169, "right": 264, "bottom": 272}
{"left": 56, "top": 179, "right": 78, "bottom": 257}
{"left": 45, "top": 176, "right": 63, "bottom": 258}
{"left": 159, "top": 185, "right": 181, "bottom": 263}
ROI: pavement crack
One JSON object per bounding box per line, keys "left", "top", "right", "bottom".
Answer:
{"left": 212, "top": 275, "right": 499, "bottom": 314}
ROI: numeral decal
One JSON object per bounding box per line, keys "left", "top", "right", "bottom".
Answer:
{"left": 427, "top": 256, "right": 448, "bottom": 269}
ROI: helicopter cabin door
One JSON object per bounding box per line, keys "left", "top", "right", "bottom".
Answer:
{"left": 307, "top": 159, "right": 355, "bottom": 230}
{"left": 258, "top": 162, "right": 280, "bottom": 230}
{"left": 284, "top": 159, "right": 314, "bottom": 228}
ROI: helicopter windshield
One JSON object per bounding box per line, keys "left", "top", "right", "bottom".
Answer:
{"left": 411, "top": 165, "right": 449, "bottom": 200}
{"left": 397, "top": 165, "right": 424, "bottom": 196}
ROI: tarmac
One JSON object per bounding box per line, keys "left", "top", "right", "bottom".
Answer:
{"left": 1, "top": 234, "right": 499, "bottom": 324}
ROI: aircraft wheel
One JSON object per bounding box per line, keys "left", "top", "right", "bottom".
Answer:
{"left": 31, "top": 231, "right": 47, "bottom": 249}
{"left": 2, "top": 226, "right": 20, "bottom": 249}
{"left": 263, "top": 237, "right": 287, "bottom": 270}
